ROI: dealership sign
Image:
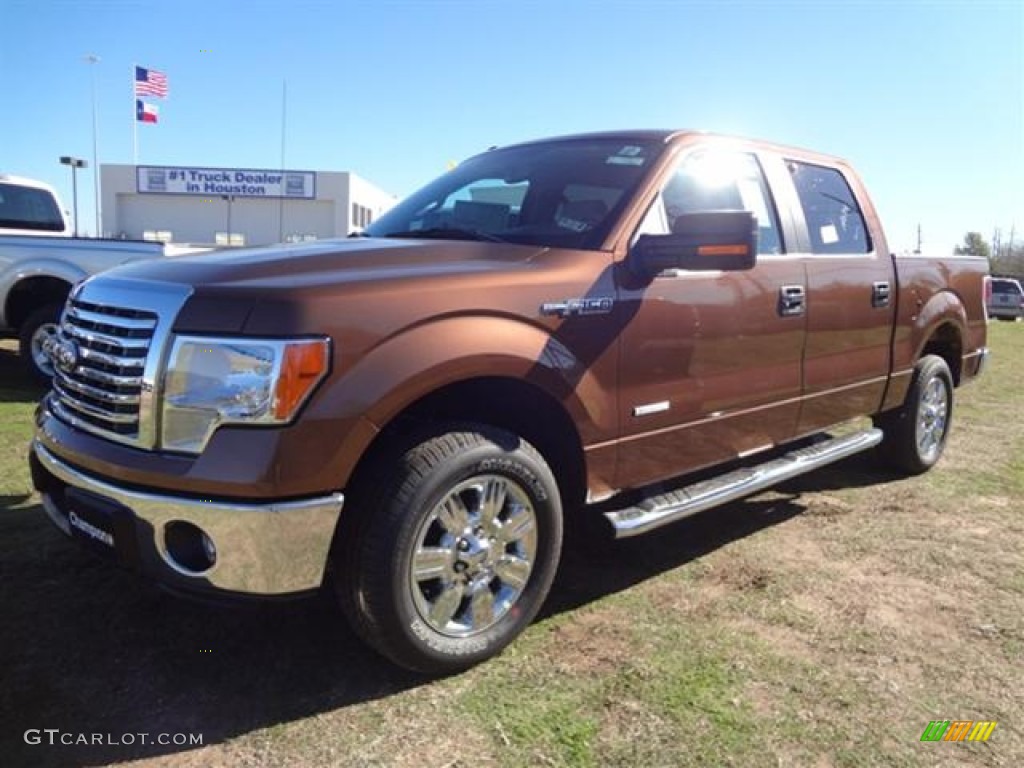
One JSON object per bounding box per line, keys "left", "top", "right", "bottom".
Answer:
{"left": 136, "top": 166, "right": 316, "bottom": 199}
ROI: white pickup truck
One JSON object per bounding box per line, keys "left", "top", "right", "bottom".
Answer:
{"left": 0, "top": 174, "right": 165, "bottom": 381}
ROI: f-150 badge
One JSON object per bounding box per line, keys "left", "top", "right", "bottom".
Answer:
{"left": 540, "top": 297, "right": 614, "bottom": 318}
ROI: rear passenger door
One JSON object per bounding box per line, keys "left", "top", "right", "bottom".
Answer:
{"left": 766, "top": 157, "right": 896, "bottom": 434}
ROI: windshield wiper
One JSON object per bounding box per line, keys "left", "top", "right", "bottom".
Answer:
{"left": 382, "top": 227, "right": 507, "bottom": 243}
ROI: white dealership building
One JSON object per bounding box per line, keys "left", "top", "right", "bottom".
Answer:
{"left": 99, "top": 164, "right": 396, "bottom": 247}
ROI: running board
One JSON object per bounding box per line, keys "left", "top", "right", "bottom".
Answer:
{"left": 604, "top": 428, "right": 883, "bottom": 538}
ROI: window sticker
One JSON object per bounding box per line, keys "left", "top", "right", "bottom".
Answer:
{"left": 557, "top": 216, "right": 590, "bottom": 232}
{"left": 820, "top": 224, "right": 839, "bottom": 244}
{"left": 607, "top": 145, "right": 647, "bottom": 166}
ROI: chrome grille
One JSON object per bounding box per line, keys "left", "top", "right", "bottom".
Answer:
{"left": 52, "top": 298, "right": 158, "bottom": 443}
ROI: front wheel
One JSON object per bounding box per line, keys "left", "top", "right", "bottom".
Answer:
{"left": 334, "top": 424, "right": 563, "bottom": 675}
{"left": 875, "top": 354, "right": 954, "bottom": 475}
{"left": 18, "top": 303, "right": 63, "bottom": 384}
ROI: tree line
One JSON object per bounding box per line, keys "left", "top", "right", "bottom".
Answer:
{"left": 954, "top": 229, "right": 1023, "bottom": 277}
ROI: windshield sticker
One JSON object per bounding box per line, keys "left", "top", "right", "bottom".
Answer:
{"left": 557, "top": 216, "right": 590, "bottom": 232}
{"left": 607, "top": 145, "right": 647, "bottom": 166}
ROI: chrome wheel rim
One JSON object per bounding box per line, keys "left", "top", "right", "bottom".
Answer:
{"left": 915, "top": 375, "right": 949, "bottom": 462}
{"left": 30, "top": 323, "right": 59, "bottom": 377}
{"left": 409, "top": 474, "right": 537, "bottom": 638}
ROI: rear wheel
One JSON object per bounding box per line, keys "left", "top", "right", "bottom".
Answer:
{"left": 334, "top": 424, "right": 563, "bottom": 674}
{"left": 18, "top": 303, "right": 63, "bottom": 384}
{"left": 875, "top": 354, "right": 953, "bottom": 475}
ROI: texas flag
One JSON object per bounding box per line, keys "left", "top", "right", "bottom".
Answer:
{"left": 136, "top": 99, "right": 159, "bottom": 124}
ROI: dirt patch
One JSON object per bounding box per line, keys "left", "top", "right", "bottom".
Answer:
{"left": 709, "top": 559, "right": 774, "bottom": 592}
{"left": 542, "top": 605, "right": 638, "bottom": 676}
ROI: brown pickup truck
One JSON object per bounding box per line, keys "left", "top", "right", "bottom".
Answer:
{"left": 30, "top": 131, "right": 989, "bottom": 674}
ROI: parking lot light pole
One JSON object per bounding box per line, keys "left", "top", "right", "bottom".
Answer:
{"left": 59, "top": 156, "right": 88, "bottom": 237}
{"left": 222, "top": 194, "right": 235, "bottom": 245}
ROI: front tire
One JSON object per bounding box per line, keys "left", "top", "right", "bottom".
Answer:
{"left": 875, "top": 354, "right": 954, "bottom": 475}
{"left": 18, "top": 303, "right": 63, "bottom": 384}
{"left": 334, "top": 424, "right": 563, "bottom": 675}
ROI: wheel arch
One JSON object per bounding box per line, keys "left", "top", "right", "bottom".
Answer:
{"left": 3, "top": 270, "right": 78, "bottom": 331}
{"left": 349, "top": 375, "right": 589, "bottom": 515}
{"left": 911, "top": 289, "right": 968, "bottom": 385}
{"left": 919, "top": 321, "right": 963, "bottom": 386}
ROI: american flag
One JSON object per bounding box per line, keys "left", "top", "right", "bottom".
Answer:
{"left": 135, "top": 66, "right": 168, "bottom": 98}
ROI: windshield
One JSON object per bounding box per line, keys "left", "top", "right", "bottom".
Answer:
{"left": 0, "top": 182, "right": 65, "bottom": 232}
{"left": 365, "top": 137, "right": 664, "bottom": 250}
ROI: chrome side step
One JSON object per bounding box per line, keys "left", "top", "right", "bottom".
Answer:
{"left": 604, "top": 428, "right": 883, "bottom": 538}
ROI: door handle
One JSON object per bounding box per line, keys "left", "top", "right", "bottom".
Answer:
{"left": 872, "top": 281, "right": 891, "bottom": 308}
{"left": 778, "top": 285, "right": 806, "bottom": 317}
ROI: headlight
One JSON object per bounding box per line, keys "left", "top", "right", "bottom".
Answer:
{"left": 162, "top": 336, "right": 329, "bottom": 453}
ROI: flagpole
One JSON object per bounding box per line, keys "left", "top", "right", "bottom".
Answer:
{"left": 278, "top": 79, "right": 287, "bottom": 242}
{"left": 132, "top": 63, "right": 138, "bottom": 166}
{"left": 86, "top": 54, "right": 101, "bottom": 237}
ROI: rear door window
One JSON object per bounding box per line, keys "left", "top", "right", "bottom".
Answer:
{"left": 787, "top": 161, "right": 870, "bottom": 254}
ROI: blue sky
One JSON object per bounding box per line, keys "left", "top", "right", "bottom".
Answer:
{"left": 2, "top": 0, "right": 1021, "bottom": 252}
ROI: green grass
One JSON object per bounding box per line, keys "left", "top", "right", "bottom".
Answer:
{"left": 2, "top": 326, "right": 1023, "bottom": 767}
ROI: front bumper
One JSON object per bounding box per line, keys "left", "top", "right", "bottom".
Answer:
{"left": 31, "top": 440, "right": 344, "bottom": 597}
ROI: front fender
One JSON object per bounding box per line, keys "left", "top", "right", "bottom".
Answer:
{"left": 304, "top": 314, "right": 618, "bottom": 488}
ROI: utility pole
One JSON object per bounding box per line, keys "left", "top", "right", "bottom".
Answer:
{"left": 915, "top": 223, "right": 922, "bottom": 254}
{"left": 86, "top": 54, "right": 101, "bottom": 237}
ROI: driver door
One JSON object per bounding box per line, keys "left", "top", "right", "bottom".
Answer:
{"left": 614, "top": 147, "right": 807, "bottom": 490}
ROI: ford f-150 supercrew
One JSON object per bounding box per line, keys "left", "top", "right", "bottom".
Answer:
{"left": 30, "top": 131, "right": 989, "bottom": 674}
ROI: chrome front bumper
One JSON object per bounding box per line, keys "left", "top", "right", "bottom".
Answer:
{"left": 32, "top": 440, "right": 344, "bottom": 596}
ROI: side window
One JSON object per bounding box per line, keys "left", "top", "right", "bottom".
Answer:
{"left": 638, "top": 151, "right": 783, "bottom": 255}
{"left": 788, "top": 161, "right": 870, "bottom": 254}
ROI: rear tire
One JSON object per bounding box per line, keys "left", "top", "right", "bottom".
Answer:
{"left": 875, "top": 354, "right": 954, "bottom": 475}
{"left": 334, "top": 424, "right": 563, "bottom": 675}
{"left": 18, "top": 303, "right": 63, "bottom": 384}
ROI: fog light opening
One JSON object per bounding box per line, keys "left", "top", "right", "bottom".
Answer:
{"left": 164, "top": 521, "right": 217, "bottom": 574}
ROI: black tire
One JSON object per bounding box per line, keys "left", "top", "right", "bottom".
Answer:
{"left": 874, "top": 354, "right": 954, "bottom": 475}
{"left": 334, "top": 424, "right": 563, "bottom": 675}
{"left": 18, "top": 303, "right": 63, "bottom": 384}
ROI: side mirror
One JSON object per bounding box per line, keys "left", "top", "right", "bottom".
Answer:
{"left": 632, "top": 210, "right": 758, "bottom": 277}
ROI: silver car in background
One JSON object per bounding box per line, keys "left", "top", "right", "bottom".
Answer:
{"left": 988, "top": 277, "right": 1024, "bottom": 321}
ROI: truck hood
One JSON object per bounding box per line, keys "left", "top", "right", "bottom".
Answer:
{"left": 109, "top": 236, "right": 546, "bottom": 290}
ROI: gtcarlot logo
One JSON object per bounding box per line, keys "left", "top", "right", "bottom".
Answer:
{"left": 24, "top": 729, "right": 203, "bottom": 747}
